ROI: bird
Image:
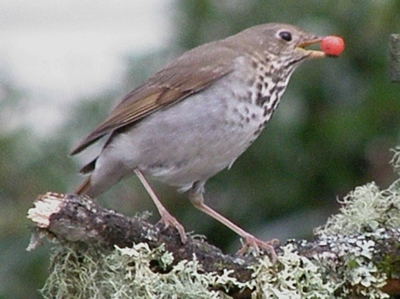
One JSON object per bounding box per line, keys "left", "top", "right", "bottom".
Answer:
{"left": 70, "top": 23, "right": 328, "bottom": 254}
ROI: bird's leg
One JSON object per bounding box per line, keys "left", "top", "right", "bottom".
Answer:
{"left": 134, "top": 169, "right": 187, "bottom": 243}
{"left": 189, "top": 184, "right": 277, "bottom": 260}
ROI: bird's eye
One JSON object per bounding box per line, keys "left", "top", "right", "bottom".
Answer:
{"left": 278, "top": 31, "right": 292, "bottom": 42}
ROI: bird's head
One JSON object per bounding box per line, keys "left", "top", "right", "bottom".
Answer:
{"left": 233, "top": 23, "right": 326, "bottom": 66}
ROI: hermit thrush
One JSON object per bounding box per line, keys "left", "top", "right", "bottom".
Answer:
{"left": 71, "top": 23, "right": 329, "bottom": 253}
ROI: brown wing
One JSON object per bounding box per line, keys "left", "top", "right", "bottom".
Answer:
{"left": 70, "top": 42, "right": 238, "bottom": 155}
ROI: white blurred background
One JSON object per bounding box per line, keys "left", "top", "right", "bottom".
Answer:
{"left": 0, "top": 0, "right": 173, "bottom": 133}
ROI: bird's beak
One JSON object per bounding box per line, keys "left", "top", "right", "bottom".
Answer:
{"left": 297, "top": 38, "right": 325, "bottom": 58}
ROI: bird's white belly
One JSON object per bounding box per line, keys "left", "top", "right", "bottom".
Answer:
{"left": 107, "top": 79, "right": 266, "bottom": 190}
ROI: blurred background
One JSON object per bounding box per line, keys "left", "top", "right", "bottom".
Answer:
{"left": 1, "top": 0, "right": 400, "bottom": 297}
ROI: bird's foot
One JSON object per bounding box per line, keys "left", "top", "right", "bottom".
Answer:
{"left": 157, "top": 211, "right": 187, "bottom": 244}
{"left": 237, "top": 234, "right": 279, "bottom": 262}
{"left": 134, "top": 169, "right": 187, "bottom": 243}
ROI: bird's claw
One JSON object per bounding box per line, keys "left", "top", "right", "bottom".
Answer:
{"left": 157, "top": 213, "right": 187, "bottom": 244}
{"left": 237, "top": 234, "right": 279, "bottom": 262}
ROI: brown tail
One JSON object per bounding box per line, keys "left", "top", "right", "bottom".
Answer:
{"left": 75, "top": 177, "right": 92, "bottom": 195}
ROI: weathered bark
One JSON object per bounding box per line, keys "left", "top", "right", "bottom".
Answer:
{"left": 27, "top": 191, "right": 400, "bottom": 298}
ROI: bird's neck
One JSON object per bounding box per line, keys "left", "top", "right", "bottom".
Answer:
{"left": 251, "top": 55, "right": 297, "bottom": 123}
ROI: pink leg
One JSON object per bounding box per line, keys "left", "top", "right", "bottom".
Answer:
{"left": 134, "top": 169, "right": 187, "bottom": 243}
{"left": 189, "top": 190, "right": 277, "bottom": 260}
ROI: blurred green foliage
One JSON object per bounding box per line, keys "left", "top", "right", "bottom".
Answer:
{"left": 1, "top": 1, "right": 400, "bottom": 297}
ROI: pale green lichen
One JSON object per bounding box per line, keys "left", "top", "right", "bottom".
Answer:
{"left": 251, "top": 244, "right": 335, "bottom": 299}
{"left": 41, "top": 242, "right": 249, "bottom": 299}
{"left": 317, "top": 180, "right": 400, "bottom": 236}
{"left": 39, "top": 151, "right": 400, "bottom": 299}
{"left": 42, "top": 240, "right": 336, "bottom": 299}
{"left": 390, "top": 146, "right": 400, "bottom": 174}
{"left": 309, "top": 149, "right": 400, "bottom": 299}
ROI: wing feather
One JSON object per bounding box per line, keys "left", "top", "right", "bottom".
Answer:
{"left": 70, "top": 42, "right": 237, "bottom": 155}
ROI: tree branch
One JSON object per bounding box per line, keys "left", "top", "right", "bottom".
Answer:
{"left": 28, "top": 181, "right": 400, "bottom": 299}
{"left": 28, "top": 192, "right": 256, "bottom": 283}
{"left": 390, "top": 34, "right": 400, "bottom": 82}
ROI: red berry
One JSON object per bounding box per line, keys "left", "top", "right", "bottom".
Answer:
{"left": 320, "top": 36, "right": 345, "bottom": 56}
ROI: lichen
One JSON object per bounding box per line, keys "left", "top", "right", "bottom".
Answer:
{"left": 251, "top": 244, "right": 335, "bottom": 299}
{"left": 390, "top": 146, "right": 400, "bottom": 174}
{"left": 309, "top": 152, "right": 400, "bottom": 299}
{"left": 317, "top": 181, "right": 400, "bottom": 236}
{"left": 40, "top": 242, "right": 248, "bottom": 299}
{"left": 39, "top": 150, "right": 400, "bottom": 298}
